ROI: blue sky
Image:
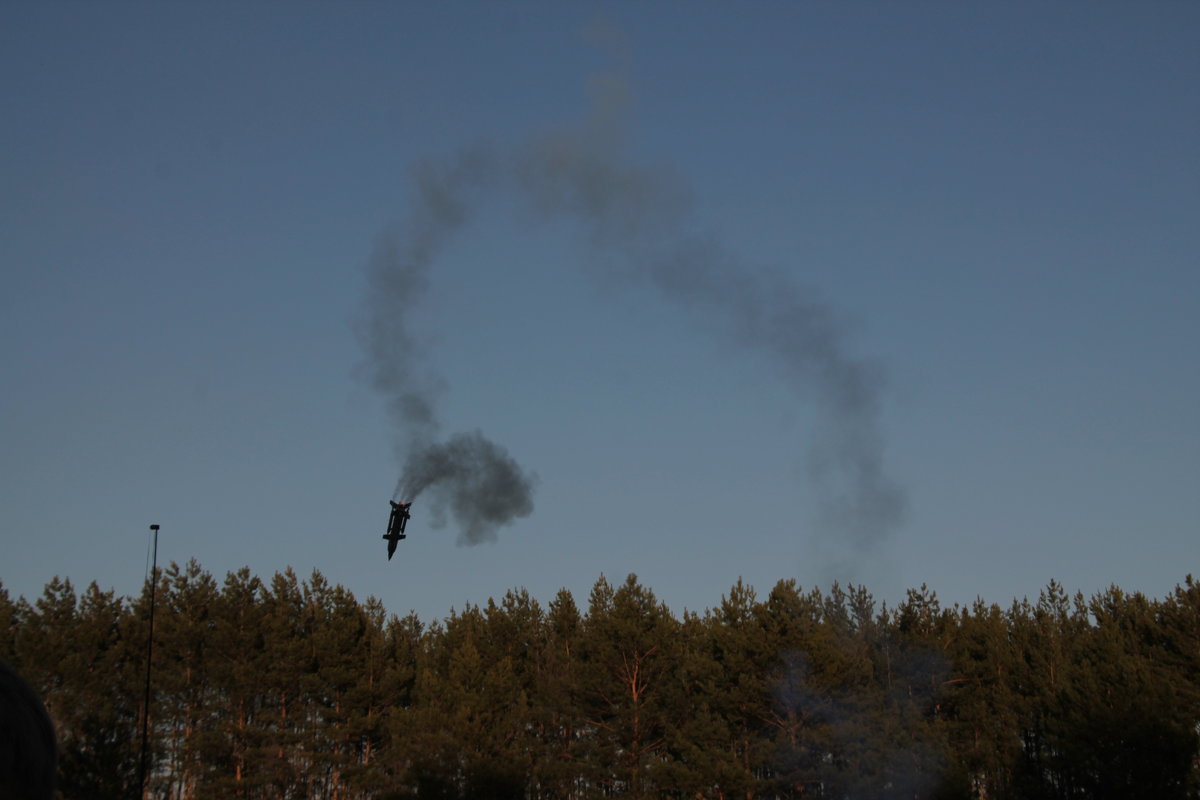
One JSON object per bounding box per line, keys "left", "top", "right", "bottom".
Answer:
{"left": 2, "top": 3, "right": 1197, "bottom": 623}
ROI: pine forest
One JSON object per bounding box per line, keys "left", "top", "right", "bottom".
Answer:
{"left": 2, "top": 561, "right": 1197, "bottom": 800}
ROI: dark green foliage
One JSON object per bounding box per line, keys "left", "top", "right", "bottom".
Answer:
{"left": 9, "top": 579, "right": 142, "bottom": 800}
{"left": 6, "top": 565, "right": 1199, "bottom": 799}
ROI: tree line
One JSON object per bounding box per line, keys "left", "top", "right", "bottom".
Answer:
{"left": 1, "top": 561, "right": 1197, "bottom": 800}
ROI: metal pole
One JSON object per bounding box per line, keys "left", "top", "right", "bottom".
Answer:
{"left": 138, "top": 524, "right": 160, "bottom": 800}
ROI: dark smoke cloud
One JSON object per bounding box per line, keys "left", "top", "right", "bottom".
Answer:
{"left": 400, "top": 431, "right": 536, "bottom": 546}
{"left": 360, "top": 62, "right": 904, "bottom": 551}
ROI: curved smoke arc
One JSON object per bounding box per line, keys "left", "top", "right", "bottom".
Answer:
{"left": 359, "top": 75, "right": 905, "bottom": 550}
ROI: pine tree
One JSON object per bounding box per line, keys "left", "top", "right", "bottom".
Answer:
{"left": 939, "top": 599, "right": 1022, "bottom": 798}
{"left": 667, "top": 579, "right": 771, "bottom": 800}
{"left": 1008, "top": 581, "right": 1091, "bottom": 799}
{"left": 577, "top": 574, "right": 680, "bottom": 799}
{"left": 304, "top": 576, "right": 370, "bottom": 798}
{"left": 258, "top": 567, "right": 307, "bottom": 797}
{"left": 19, "top": 578, "right": 142, "bottom": 800}
{"left": 872, "top": 583, "right": 958, "bottom": 799}
{"left": 0, "top": 582, "right": 20, "bottom": 666}
{"left": 340, "top": 594, "right": 395, "bottom": 798}
{"left": 752, "top": 579, "right": 837, "bottom": 798}
{"left": 152, "top": 559, "right": 220, "bottom": 799}
{"left": 375, "top": 610, "right": 423, "bottom": 796}
{"left": 529, "top": 588, "right": 584, "bottom": 800}
{"left": 194, "top": 567, "right": 268, "bottom": 799}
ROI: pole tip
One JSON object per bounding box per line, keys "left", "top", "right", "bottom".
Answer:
{"left": 149, "top": 524, "right": 160, "bottom": 531}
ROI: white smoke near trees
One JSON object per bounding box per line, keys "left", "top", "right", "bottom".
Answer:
{"left": 359, "top": 63, "right": 904, "bottom": 550}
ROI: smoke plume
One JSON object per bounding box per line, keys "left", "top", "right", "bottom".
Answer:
{"left": 399, "top": 431, "right": 536, "bottom": 546}
{"left": 360, "top": 146, "right": 538, "bottom": 545}
{"left": 360, "top": 64, "right": 904, "bottom": 551}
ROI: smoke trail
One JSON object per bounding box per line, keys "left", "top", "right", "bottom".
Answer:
{"left": 361, "top": 63, "right": 904, "bottom": 551}
{"left": 360, "top": 146, "right": 538, "bottom": 545}
{"left": 646, "top": 242, "right": 905, "bottom": 550}
{"left": 362, "top": 145, "right": 496, "bottom": 438}
{"left": 511, "top": 75, "right": 906, "bottom": 551}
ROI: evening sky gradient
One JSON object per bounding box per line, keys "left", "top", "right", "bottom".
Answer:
{"left": 2, "top": 3, "right": 1197, "bottom": 622}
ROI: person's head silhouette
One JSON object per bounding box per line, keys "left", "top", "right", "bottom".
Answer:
{"left": 0, "top": 660, "right": 57, "bottom": 800}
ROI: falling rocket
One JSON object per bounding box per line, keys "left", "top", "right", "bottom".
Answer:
{"left": 383, "top": 501, "right": 411, "bottom": 560}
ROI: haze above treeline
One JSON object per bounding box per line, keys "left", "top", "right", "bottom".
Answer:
{"left": 3, "top": 562, "right": 1197, "bottom": 799}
